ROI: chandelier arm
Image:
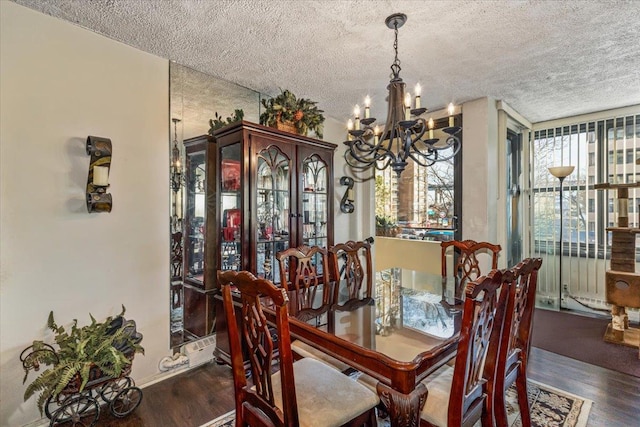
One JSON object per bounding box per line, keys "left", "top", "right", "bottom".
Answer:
{"left": 407, "top": 148, "right": 438, "bottom": 167}
{"left": 345, "top": 151, "right": 393, "bottom": 171}
{"left": 345, "top": 139, "right": 397, "bottom": 168}
{"left": 426, "top": 136, "right": 461, "bottom": 162}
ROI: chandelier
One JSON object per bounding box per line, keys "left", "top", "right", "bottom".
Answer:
{"left": 171, "top": 118, "right": 184, "bottom": 193}
{"left": 344, "top": 13, "right": 461, "bottom": 177}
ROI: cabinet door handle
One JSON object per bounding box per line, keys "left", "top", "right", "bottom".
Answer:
{"left": 289, "top": 213, "right": 297, "bottom": 218}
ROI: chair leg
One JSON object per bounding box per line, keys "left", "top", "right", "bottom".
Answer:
{"left": 368, "top": 407, "right": 378, "bottom": 426}
{"left": 482, "top": 384, "right": 496, "bottom": 427}
{"left": 492, "top": 382, "right": 508, "bottom": 427}
{"left": 515, "top": 370, "right": 531, "bottom": 427}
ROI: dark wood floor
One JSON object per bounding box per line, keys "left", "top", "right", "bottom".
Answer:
{"left": 95, "top": 347, "right": 640, "bottom": 427}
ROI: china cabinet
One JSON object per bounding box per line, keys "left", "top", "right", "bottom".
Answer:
{"left": 181, "top": 135, "right": 217, "bottom": 338}
{"left": 209, "top": 121, "right": 336, "bottom": 363}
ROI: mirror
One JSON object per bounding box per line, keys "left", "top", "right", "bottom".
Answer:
{"left": 170, "top": 62, "right": 261, "bottom": 347}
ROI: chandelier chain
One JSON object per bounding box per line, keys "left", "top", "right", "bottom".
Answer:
{"left": 390, "top": 21, "right": 401, "bottom": 80}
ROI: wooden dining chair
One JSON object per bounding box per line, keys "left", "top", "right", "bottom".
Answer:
{"left": 217, "top": 270, "right": 379, "bottom": 427}
{"left": 328, "top": 239, "right": 374, "bottom": 311}
{"left": 276, "top": 245, "right": 332, "bottom": 326}
{"left": 441, "top": 239, "right": 501, "bottom": 305}
{"left": 485, "top": 257, "right": 543, "bottom": 427}
{"left": 419, "top": 269, "right": 506, "bottom": 427}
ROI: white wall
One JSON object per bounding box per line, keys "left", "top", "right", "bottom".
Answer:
{"left": 0, "top": 3, "right": 169, "bottom": 426}
{"left": 461, "top": 97, "right": 504, "bottom": 265}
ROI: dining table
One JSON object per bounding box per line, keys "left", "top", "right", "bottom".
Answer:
{"left": 271, "top": 267, "right": 462, "bottom": 427}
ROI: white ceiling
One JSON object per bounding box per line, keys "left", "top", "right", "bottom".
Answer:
{"left": 12, "top": 0, "right": 640, "bottom": 124}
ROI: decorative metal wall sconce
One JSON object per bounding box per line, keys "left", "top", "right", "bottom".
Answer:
{"left": 340, "top": 176, "right": 355, "bottom": 213}
{"left": 86, "top": 136, "right": 112, "bottom": 213}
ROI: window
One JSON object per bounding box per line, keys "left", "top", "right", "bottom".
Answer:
{"left": 375, "top": 120, "right": 461, "bottom": 239}
{"left": 608, "top": 150, "right": 624, "bottom": 165}
{"left": 627, "top": 149, "right": 635, "bottom": 164}
{"left": 532, "top": 114, "right": 639, "bottom": 255}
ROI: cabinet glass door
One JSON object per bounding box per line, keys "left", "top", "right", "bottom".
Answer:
{"left": 256, "top": 146, "right": 291, "bottom": 284}
{"left": 185, "top": 151, "right": 206, "bottom": 285}
{"left": 302, "top": 154, "right": 329, "bottom": 249}
{"left": 220, "top": 144, "right": 242, "bottom": 272}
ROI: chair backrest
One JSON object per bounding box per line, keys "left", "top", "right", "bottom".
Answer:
{"left": 448, "top": 269, "right": 505, "bottom": 426}
{"left": 276, "top": 245, "right": 331, "bottom": 322}
{"left": 328, "top": 239, "right": 373, "bottom": 311}
{"left": 441, "top": 239, "right": 502, "bottom": 301}
{"left": 217, "top": 270, "right": 298, "bottom": 427}
{"left": 482, "top": 258, "right": 542, "bottom": 427}
{"left": 499, "top": 257, "right": 543, "bottom": 371}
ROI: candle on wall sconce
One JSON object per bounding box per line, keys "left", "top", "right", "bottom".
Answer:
{"left": 93, "top": 166, "right": 109, "bottom": 186}
{"left": 86, "top": 136, "right": 113, "bottom": 213}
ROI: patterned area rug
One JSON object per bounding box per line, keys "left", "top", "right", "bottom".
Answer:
{"left": 200, "top": 379, "right": 592, "bottom": 427}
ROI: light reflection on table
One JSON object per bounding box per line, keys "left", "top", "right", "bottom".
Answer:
{"left": 328, "top": 268, "right": 458, "bottom": 363}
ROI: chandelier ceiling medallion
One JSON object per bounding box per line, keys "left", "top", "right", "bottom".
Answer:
{"left": 344, "top": 13, "right": 461, "bottom": 177}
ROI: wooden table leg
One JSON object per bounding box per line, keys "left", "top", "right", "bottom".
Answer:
{"left": 377, "top": 382, "right": 427, "bottom": 427}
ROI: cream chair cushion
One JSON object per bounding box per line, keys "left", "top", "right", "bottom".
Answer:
{"left": 420, "top": 364, "right": 453, "bottom": 426}
{"left": 272, "top": 357, "right": 379, "bottom": 427}
{"left": 291, "top": 340, "right": 379, "bottom": 393}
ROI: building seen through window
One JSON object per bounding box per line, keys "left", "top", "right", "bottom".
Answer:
{"left": 375, "top": 156, "right": 456, "bottom": 241}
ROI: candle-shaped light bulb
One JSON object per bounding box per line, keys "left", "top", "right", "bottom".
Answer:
{"left": 414, "top": 83, "right": 421, "bottom": 109}
{"left": 404, "top": 93, "right": 411, "bottom": 120}
{"left": 448, "top": 103, "right": 455, "bottom": 127}
{"left": 364, "top": 95, "right": 371, "bottom": 119}
{"left": 354, "top": 105, "right": 361, "bottom": 130}
{"left": 428, "top": 117, "right": 434, "bottom": 139}
{"left": 347, "top": 119, "right": 353, "bottom": 141}
{"left": 374, "top": 125, "right": 380, "bottom": 144}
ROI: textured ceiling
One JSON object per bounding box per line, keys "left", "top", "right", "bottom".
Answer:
{"left": 12, "top": 0, "right": 640, "bottom": 124}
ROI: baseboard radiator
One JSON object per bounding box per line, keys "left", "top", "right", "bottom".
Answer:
{"left": 181, "top": 335, "right": 216, "bottom": 368}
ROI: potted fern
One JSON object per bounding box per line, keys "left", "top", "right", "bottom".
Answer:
{"left": 21, "top": 306, "right": 144, "bottom": 415}
{"left": 259, "top": 89, "right": 325, "bottom": 139}
{"left": 208, "top": 109, "right": 244, "bottom": 134}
